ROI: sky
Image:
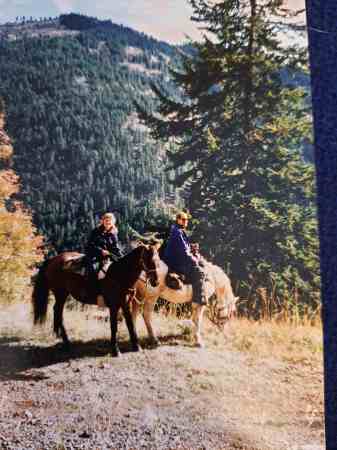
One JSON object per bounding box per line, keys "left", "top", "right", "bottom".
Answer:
{"left": 0, "top": 0, "right": 306, "bottom": 44}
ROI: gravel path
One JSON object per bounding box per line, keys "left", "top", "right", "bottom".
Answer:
{"left": 0, "top": 304, "right": 324, "bottom": 450}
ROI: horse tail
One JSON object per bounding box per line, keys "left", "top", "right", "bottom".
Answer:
{"left": 32, "top": 260, "right": 50, "bottom": 325}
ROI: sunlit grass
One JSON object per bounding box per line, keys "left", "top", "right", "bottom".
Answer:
{"left": 224, "top": 317, "right": 323, "bottom": 365}
{"left": 0, "top": 299, "right": 323, "bottom": 369}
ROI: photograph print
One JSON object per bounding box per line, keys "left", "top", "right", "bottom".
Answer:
{"left": 0, "top": 1, "right": 326, "bottom": 449}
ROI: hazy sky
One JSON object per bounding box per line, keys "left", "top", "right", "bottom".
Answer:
{"left": 0, "top": 0, "right": 306, "bottom": 44}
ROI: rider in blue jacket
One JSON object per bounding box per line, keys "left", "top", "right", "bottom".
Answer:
{"left": 163, "top": 211, "right": 207, "bottom": 305}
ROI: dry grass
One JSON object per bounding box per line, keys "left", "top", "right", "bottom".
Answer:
{"left": 0, "top": 300, "right": 324, "bottom": 449}
{"left": 152, "top": 300, "right": 323, "bottom": 368}
{"left": 225, "top": 318, "right": 323, "bottom": 366}
{"left": 0, "top": 300, "right": 323, "bottom": 366}
{"left": 0, "top": 300, "right": 193, "bottom": 348}
{"left": 0, "top": 300, "right": 111, "bottom": 345}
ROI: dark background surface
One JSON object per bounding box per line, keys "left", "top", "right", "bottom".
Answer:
{"left": 306, "top": 1, "right": 337, "bottom": 448}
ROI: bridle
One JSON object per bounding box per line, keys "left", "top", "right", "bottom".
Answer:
{"left": 126, "top": 247, "right": 158, "bottom": 306}
{"left": 207, "top": 297, "right": 231, "bottom": 328}
{"left": 139, "top": 247, "right": 158, "bottom": 286}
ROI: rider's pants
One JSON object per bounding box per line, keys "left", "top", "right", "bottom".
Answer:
{"left": 184, "top": 259, "right": 207, "bottom": 306}
{"left": 86, "top": 258, "right": 102, "bottom": 296}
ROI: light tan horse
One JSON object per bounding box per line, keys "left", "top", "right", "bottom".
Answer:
{"left": 131, "top": 257, "right": 238, "bottom": 348}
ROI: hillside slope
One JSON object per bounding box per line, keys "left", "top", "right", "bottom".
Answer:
{"left": 0, "top": 15, "right": 182, "bottom": 252}
{"left": 0, "top": 14, "right": 311, "bottom": 256}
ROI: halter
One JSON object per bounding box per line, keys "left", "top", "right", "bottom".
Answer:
{"left": 130, "top": 247, "right": 158, "bottom": 305}
{"left": 207, "top": 298, "right": 231, "bottom": 328}
{"left": 139, "top": 247, "right": 158, "bottom": 284}
{"left": 126, "top": 247, "right": 158, "bottom": 306}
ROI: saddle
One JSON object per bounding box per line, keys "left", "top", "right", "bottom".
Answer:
{"left": 62, "top": 256, "right": 111, "bottom": 280}
{"left": 165, "top": 272, "right": 187, "bottom": 290}
{"left": 165, "top": 261, "right": 212, "bottom": 291}
{"left": 62, "top": 255, "right": 87, "bottom": 276}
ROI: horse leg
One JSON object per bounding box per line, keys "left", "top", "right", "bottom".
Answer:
{"left": 131, "top": 297, "right": 140, "bottom": 330}
{"left": 109, "top": 304, "right": 120, "bottom": 357}
{"left": 143, "top": 296, "right": 159, "bottom": 346}
{"left": 53, "top": 289, "right": 70, "bottom": 348}
{"left": 191, "top": 304, "right": 206, "bottom": 348}
{"left": 122, "top": 302, "right": 141, "bottom": 352}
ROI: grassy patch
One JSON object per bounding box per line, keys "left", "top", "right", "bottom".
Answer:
{"left": 227, "top": 318, "right": 323, "bottom": 365}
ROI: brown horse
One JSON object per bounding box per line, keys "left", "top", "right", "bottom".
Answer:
{"left": 32, "top": 245, "right": 159, "bottom": 357}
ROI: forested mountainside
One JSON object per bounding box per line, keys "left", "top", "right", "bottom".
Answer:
{"left": 0, "top": 13, "right": 311, "bottom": 257}
{"left": 0, "top": 14, "right": 182, "bottom": 252}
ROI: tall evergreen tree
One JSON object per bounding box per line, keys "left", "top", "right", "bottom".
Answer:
{"left": 140, "top": 0, "right": 319, "bottom": 317}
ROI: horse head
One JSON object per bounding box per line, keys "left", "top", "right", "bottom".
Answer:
{"left": 138, "top": 244, "right": 160, "bottom": 288}
{"left": 212, "top": 295, "right": 239, "bottom": 331}
{"left": 206, "top": 265, "right": 239, "bottom": 331}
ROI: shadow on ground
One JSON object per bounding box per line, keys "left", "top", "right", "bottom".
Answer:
{"left": 0, "top": 337, "right": 130, "bottom": 382}
{"left": 0, "top": 333, "right": 189, "bottom": 382}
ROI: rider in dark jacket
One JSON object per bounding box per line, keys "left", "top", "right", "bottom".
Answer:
{"left": 86, "top": 212, "right": 123, "bottom": 304}
{"left": 163, "top": 212, "right": 207, "bottom": 305}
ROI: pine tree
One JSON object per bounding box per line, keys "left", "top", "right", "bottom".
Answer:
{"left": 140, "top": 0, "right": 319, "bottom": 317}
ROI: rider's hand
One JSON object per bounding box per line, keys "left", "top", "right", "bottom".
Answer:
{"left": 101, "top": 250, "right": 110, "bottom": 257}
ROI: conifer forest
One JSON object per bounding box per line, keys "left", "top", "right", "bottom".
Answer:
{"left": 0, "top": 5, "right": 319, "bottom": 318}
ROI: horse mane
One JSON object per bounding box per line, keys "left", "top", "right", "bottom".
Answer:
{"left": 106, "top": 245, "right": 145, "bottom": 278}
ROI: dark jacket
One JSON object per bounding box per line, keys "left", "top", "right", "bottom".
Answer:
{"left": 162, "top": 224, "right": 193, "bottom": 274}
{"left": 86, "top": 225, "right": 123, "bottom": 262}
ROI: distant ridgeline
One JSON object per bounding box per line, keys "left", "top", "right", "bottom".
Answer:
{"left": 0, "top": 14, "right": 183, "bottom": 252}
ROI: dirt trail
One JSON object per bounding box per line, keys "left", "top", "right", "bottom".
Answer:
{"left": 0, "top": 304, "right": 324, "bottom": 450}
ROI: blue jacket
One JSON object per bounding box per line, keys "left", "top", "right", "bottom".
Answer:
{"left": 163, "top": 224, "right": 192, "bottom": 274}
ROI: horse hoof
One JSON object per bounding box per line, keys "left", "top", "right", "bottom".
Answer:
{"left": 149, "top": 338, "right": 160, "bottom": 347}
{"left": 111, "top": 346, "right": 121, "bottom": 357}
{"left": 61, "top": 342, "right": 70, "bottom": 352}
{"left": 195, "top": 342, "right": 205, "bottom": 349}
{"left": 131, "top": 344, "right": 142, "bottom": 352}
